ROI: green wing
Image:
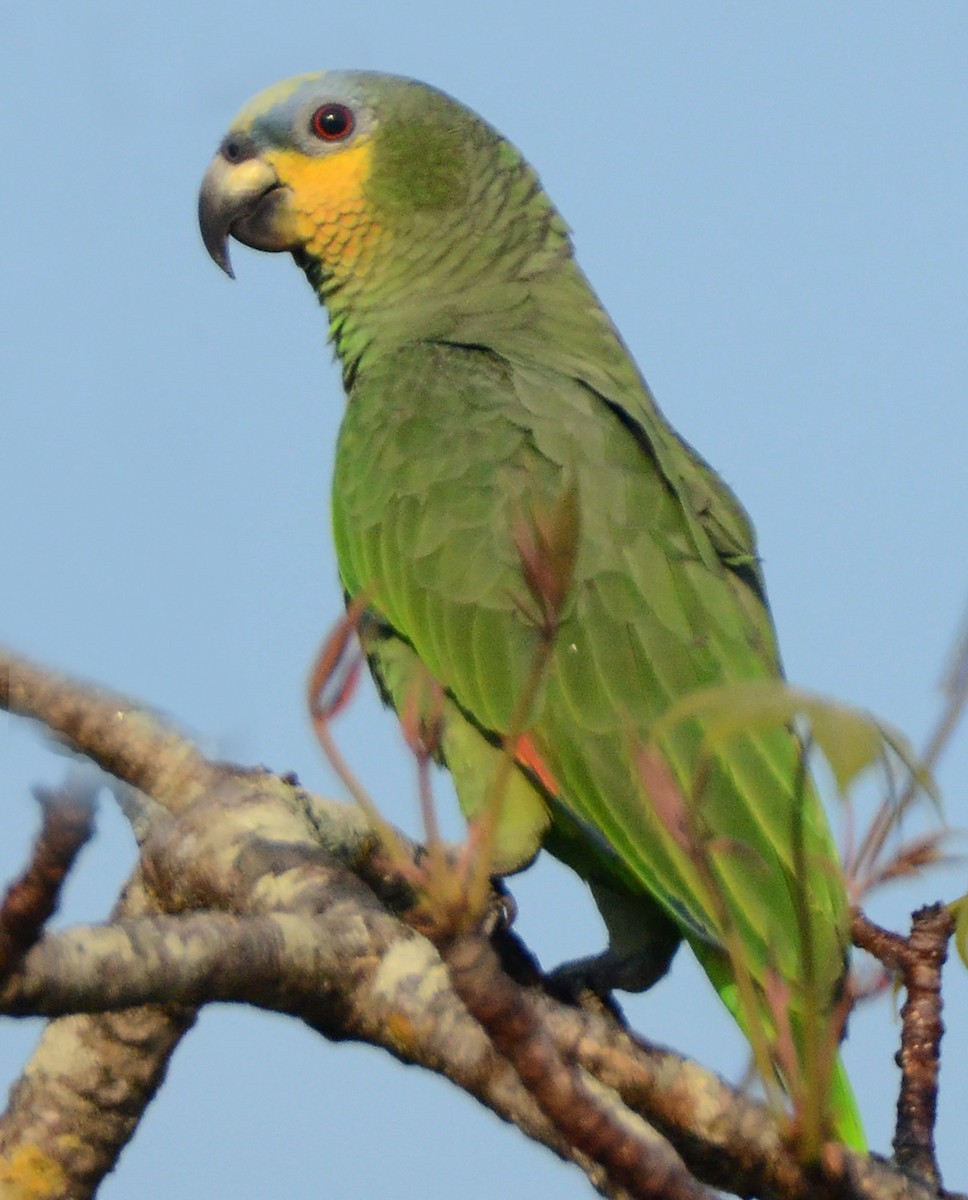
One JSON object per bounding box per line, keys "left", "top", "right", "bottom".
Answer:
{"left": 332, "top": 337, "right": 859, "bottom": 1145}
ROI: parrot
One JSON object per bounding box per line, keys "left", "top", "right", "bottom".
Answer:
{"left": 199, "top": 71, "right": 863, "bottom": 1148}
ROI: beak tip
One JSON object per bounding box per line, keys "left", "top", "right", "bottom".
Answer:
{"left": 200, "top": 233, "right": 236, "bottom": 279}
{"left": 198, "top": 159, "right": 238, "bottom": 280}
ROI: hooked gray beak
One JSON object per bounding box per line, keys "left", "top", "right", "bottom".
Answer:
{"left": 198, "top": 146, "right": 297, "bottom": 278}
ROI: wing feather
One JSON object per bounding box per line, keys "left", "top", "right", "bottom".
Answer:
{"left": 332, "top": 337, "right": 848, "bottom": 996}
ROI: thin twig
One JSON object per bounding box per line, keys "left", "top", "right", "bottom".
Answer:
{"left": 852, "top": 905, "right": 953, "bottom": 1188}
{"left": 0, "top": 775, "right": 97, "bottom": 974}
{"left": 851, "top": 604, "right": 968, "bottom": 889}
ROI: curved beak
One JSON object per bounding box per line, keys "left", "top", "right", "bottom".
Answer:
{"left": 198, "top": 152, "right": 298, "bottom": 278}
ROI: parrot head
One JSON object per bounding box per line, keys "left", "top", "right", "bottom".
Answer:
{"left": 199, "top": 72, "right": 573, "bottom": 359}
{"left": 199, "top": 72, "right": 547, "bottom": 278}
{"left": 201, "top": 72, "right": 410, "bottom": 278}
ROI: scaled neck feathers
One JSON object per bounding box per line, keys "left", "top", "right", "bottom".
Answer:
{"left": 295, "top": 127, "right": 631, "bottom": 391}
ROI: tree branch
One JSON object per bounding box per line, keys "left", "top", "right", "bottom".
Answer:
{"left": 442, "top": 929, "right": 714, "bottom": 1200}
{"left": 0, "top": 872, "right": 196, "bottom": 1199}
{"left": 0, "top": 647, "right": 963, "bottom": 1200}
{"left": 0, "top": 775, "right": 96, "bottom": 974}
{"left": 852, "top": 907, "right": 954, "bottom": 1190}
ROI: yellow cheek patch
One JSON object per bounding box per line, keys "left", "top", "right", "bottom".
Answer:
{"left": 266, "top": 140, "right": 387, "bottom": 279}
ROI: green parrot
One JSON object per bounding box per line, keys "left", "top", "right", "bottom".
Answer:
{"left": 199, "top": 71, "right": 863, "bottom": 1148}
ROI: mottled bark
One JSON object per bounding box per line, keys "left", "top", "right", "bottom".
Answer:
{"left": 0, "top": 648, "right": 962, "bottom": 1200}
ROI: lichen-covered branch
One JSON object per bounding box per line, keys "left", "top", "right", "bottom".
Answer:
{"left": 442, "top": 930, "right": 715, "bottom": 1200}
{"left": 0, "top": 647, "right": 962, "bottom": 1200}
{"left": 0, "top": 874, "right": 196, "bottom": 1200}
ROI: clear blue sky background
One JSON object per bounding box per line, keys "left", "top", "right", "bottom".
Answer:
{"left": 3, "top": 4, "right": 967, "bottom": 1197}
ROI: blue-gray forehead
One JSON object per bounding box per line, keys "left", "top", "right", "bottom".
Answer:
{"left": 237, "top": 71, "right": 405, "bottom": 140}
{"left": 236, "top": 70, "right": 462, "bottom": 146}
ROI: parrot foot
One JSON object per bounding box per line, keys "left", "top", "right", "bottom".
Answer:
{"left": 545, "top": 939, "right": 678, "bottom": 1008}
{"left": 545, "top": 880, "right": 681, "bottom": 1007}
{"left": 544, "top": 956, "right": 631, "bottom": 1019}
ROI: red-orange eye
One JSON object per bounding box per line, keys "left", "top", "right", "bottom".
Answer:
{"left": 310, "top": 103, "right": 354, "bottom": 142}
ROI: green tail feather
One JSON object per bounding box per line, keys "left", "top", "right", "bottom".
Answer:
{"left": 699, "top": 952, "right": 865, "bottom": 1150}
{"left": 831, "top": 1054, "right": 866, "bottom": 1151}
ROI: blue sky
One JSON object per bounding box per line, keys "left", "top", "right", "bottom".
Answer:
{"left": 3, "top": 4, "right": 967, "bottom": 1196}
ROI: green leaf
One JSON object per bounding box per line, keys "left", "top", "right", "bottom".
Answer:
{"left": 649, "top": 679, "right": 937, "bottom": 800}
{"left": 950, "top": 895, "right": 968, "bottom": 970}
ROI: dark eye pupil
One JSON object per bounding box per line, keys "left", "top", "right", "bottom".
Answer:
{"left": 312, "top": 104, "right": 353, "bottom": 141}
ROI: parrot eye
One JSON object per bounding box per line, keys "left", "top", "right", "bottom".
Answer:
{"left": 310, "top": 103, "right": 355, "bottom": 142}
